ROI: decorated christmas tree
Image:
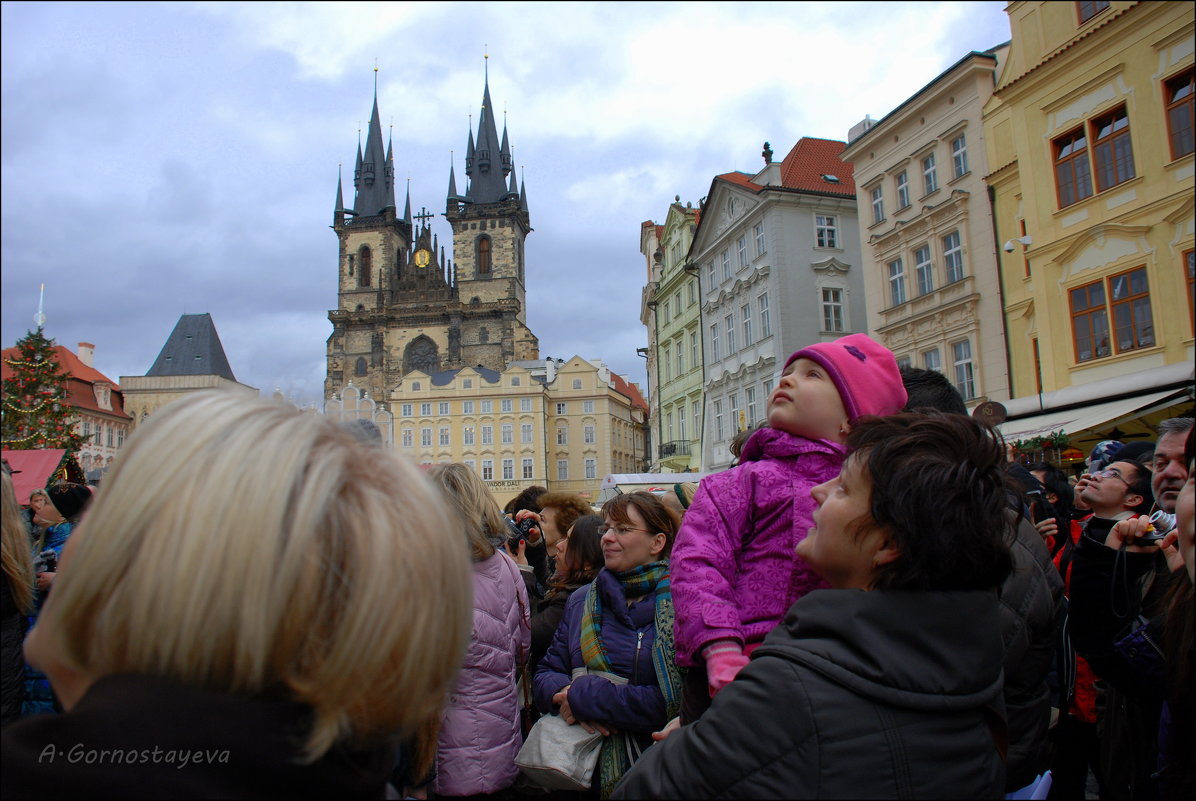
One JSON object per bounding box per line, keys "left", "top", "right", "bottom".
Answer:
{"left": 1, "top": 327, "right": 87, "bottom": 453}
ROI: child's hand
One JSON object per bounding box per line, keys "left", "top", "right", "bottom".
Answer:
{"left": 705, "top": 648, "right": 750, "bottom": 696}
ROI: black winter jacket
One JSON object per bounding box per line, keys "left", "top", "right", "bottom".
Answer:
{"left": 612, "top": 587, "right": 1007, "bottom": 800}
{"left": 999, "top": 514, "right": 1065, "bottom": 790}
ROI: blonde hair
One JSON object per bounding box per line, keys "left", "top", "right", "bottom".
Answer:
{"left": 1, "top": 472, "right": 35, "bottom": 614}
{"left": 427, "top": 463, "right": 503, "bottom": 561}
{"left": 38, "top": 391, "right": 472, "bottom": 761}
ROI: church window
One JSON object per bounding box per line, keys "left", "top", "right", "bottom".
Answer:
{"left": 511, "top": 377, "right": 521, "bottom": 386}
{"left": 480, "top": 327, "right": 490, "bottom": 343}
{"left": 477, "top": 236, "right": 492, "bottom": 274}
{"left": 355, "top": 358, "right": 367, "bottom": 376}
{"left": 490, "top": 220, "right": 497, "bottom": 229}
{"left": 359, "top": 246, "right": 372, "bottom": 287}
{"left": 348, "top": 254, "right": 354, "bottom": 276}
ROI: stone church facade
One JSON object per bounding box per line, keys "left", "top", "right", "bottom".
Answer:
{"left": 325, "top": 73, "right": 538, "bottom": 405}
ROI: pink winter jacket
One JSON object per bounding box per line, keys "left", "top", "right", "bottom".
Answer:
{"left": 671, "top": 428, "right": 846, "bottom": 666}
{"left": 434, "top": 550, "right": 531, "bottom": 797}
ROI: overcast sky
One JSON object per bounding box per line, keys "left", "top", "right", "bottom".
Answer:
{"left": 1, "top": 1, "right": 1012, "bottom": 408}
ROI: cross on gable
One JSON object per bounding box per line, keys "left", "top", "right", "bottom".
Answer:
{"left": 413, "top": 207, "right": 435, "bottom": 224}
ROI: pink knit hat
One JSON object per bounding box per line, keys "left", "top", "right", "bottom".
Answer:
{"left": 784, "top": 333, "right": 907, "bottom": 422}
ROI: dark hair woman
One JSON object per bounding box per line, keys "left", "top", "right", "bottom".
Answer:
{"left": 613, "top": 411, "right": 1014, "bottom": 799}
{"left": 529, "top": 514, "right": 603, "bottom": 669}
{"left": 533, "top": 493, "right": 683, "bottom": 798}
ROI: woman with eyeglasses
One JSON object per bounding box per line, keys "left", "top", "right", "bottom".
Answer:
{"left": 532, "top": 492, "right": 683, "bottom": 798}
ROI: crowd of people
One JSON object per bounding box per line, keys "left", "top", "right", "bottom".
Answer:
{"left": 0, "top": 331, "right": 1192, "bottom": 801}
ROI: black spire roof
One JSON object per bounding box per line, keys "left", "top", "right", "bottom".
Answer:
{"left": 352, "top": 86, "right": 396, "bottom": 217}
{"left": 146, "top": 313, "right": 236, "bottom": 381}
{"left": 462, "top": 65, "right": 511, "bottom": 205}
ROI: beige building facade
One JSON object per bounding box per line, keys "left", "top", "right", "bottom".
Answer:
{"left": 842, "top": 47, "right": 1012, "bottom": 407}
{"left": 389, "top": 356, "right": 646, "bottom": 506}
{"left": 983, "top": 1, "right": 1194, "bottom": 444}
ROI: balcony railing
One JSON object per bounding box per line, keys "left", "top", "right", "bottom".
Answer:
{"left": 659, "top": 440, "right": 691, "bottom": 458}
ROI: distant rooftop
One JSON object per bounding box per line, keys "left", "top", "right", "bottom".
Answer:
{"left": 146, "top": 313, "right": 236, "bottom": 382}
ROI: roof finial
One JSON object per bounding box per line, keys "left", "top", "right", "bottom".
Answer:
{"left": 34, "top": 283, "right": 46, "bottom": 330}
{"left": 373, "top": 58, "right": 379, "bottom": 93}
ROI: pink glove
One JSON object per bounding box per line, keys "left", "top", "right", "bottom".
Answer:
{"left": 703, "top": 642, "right": 750, "bottom": 697}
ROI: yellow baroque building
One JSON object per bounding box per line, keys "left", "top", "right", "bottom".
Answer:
{"left": 387, "top": 357, "right": 646, "bottom": 507}
{"left": 984, "top": 0, "right": 1194, "bottom": 447}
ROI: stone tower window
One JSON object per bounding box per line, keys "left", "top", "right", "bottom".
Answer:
{"left": 359, "top": 246, "right": 372, "bottom": 287}
{"left": 355, "top": 357, "right": 368, "bottom": 376}
{"left": 477, "top": 236, "right": 492, "bottom": 274}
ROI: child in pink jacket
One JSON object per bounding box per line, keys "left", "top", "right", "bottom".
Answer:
{"left": 671, "top": 333, "right": 907, "bottom": 723}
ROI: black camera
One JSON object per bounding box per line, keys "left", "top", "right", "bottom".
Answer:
{"left": 1026, "top": 490, "right": 1054, "bottom": 526}
{"left": 33, "top": 548, "right": 58, "bottom": 575}
{"left": 1136, "top": 510, "right": 1176, "bottom": 545}
{"left": 505, "top": 515, "right": 539, "bottom": 551}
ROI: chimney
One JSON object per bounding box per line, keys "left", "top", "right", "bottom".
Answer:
{"left": 77, "top": 342, "right": 95, "bottom": 367}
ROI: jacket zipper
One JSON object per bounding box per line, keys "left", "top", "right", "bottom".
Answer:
{"left": 633, "top": 630, "right": 645, "bottom": 684}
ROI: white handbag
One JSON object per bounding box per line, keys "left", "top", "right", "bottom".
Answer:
{"left": 514, "top": 711, "right": 604, "bottom": 791}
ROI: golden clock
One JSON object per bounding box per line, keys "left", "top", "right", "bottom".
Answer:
{"left": 414, "top": 248, "right": 431, "bottom": 268}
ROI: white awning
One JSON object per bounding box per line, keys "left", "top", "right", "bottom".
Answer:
{"left": 997, "top": 389, "right": 1181, "bottom": 443}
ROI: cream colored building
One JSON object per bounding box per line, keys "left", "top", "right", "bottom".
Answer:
{"left": 983, "top": 1, "right": 1194, "bottom": 446}
{"left": 389, "top": 356, "right": 646, "bottom": 507}
{"left": 841, "top": 47, "right": 1012, "bottom": 407}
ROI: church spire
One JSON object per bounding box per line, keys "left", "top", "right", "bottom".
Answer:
{"left": 333, "top": 165, "right": 345, "bottom": 226}
{"left": 519, "top": 167, "right": 529, "bottom": 212}
{"left": 353, "top": 75, "right": 394, "bottom": 217}
{"left": 403, "top": 178, "right": 412, "bottom": 223}
{"left": 500, "top": 116, "right": 512, "bottom": 176}
{"left": 463, "top": 53, "right": 509, "bottom": 204}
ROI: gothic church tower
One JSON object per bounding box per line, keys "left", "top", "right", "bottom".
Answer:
{"left": 325, "top": 69, "right": 538, "bottom": 405}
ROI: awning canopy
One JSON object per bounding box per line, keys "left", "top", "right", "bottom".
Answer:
{"left": 997, "top": 389, "right": 1181, "bottom": 444}
{"left": 1, "top": 448, "right": 68, "bottom": 506}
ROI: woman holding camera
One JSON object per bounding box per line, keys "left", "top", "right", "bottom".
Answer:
{"left": 613, "top": 412, "right": 1014, "bottom": 799}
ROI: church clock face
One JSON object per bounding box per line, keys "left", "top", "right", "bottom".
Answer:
{"left": 414, "top": 248, "right": 431, "bottom": 268}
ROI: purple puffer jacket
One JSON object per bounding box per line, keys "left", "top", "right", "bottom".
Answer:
{"left": 671, "top": 427, "right": 845, "bottom": 666}
{"left": 435, "top": 550, "right": 531, "bottom": 797}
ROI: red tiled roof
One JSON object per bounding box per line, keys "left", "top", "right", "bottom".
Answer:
{"left": 610, "top": 372, "right": 648, "bottom": 412}
{"left": 778, "top": 137, "right": 855, "bottom": 195}
{"left": 715, "top": 171, "right": 764, "bottom": 193}
{"left": 2, "top": 345, "right": 131, "bottom": 420}
{"left": 693, "top": 209, "right": 702, "bottom": 227}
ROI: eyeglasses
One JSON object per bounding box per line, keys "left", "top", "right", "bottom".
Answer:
{"left": 598, "top": 524, "right": 653, "bottom": 537}
{"left": 1092, "top": 468, "right": 1132, "bottom": 488}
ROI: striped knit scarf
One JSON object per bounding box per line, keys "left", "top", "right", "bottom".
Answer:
{"left": 579, "top": 561, "right": 682, "bottom": 798}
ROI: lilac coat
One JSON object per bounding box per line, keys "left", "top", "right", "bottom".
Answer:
{"left": 435, "top": 550, "right": 531, "bottom": 797}
{"left": 671, "top": 428, "right": 845, "bottom": 666}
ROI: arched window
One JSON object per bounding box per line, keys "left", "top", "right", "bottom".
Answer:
{"left": 359, "top": 246, "right": 372, "bottom": 287}
{"left": 477, "top": 236, "right": 491, "bottom": 274}
{"left": 355, "top": 357, "right": 368, "bottom": 377}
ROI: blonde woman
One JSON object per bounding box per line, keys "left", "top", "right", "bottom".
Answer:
{"left": 427, "top": 463, "right": 531, "bottom": 798}
{"left": 1, "top": 391, "right": 472, "bottom": 798}
{"left": 2, "top": 470, "right": 35, "bottom": 726}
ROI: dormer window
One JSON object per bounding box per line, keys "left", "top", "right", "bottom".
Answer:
{"left": 821, "top": 174, "right": 840, "bottom": 184}
{"left": 93, "top": 383, "right": 113, "bottom": 411}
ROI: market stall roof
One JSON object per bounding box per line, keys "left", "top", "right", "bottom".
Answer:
{"left": 997, "top": 388, "right": 1180, "bottom": 444}
{"left": 1, "top": 448, "right": 67, "bottom": 505}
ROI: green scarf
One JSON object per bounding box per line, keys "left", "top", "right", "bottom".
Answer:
{"left": 578, "top": 561, "right": 682, "bottom": 798}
